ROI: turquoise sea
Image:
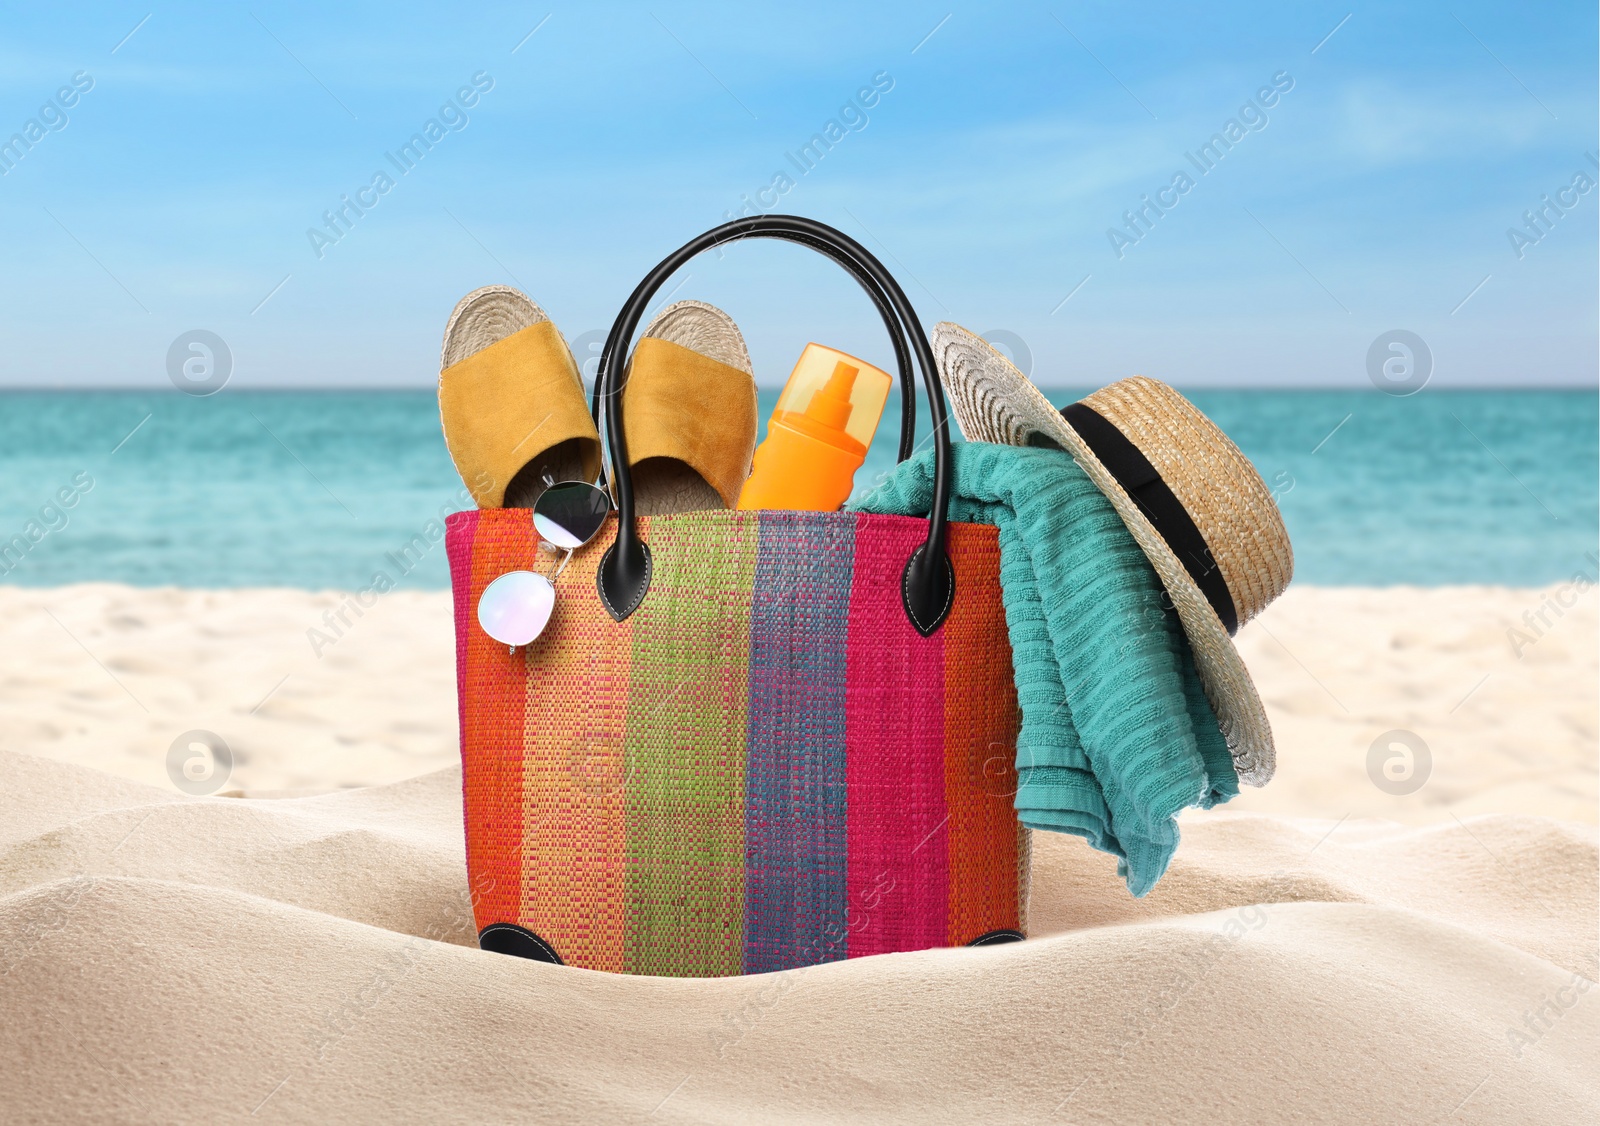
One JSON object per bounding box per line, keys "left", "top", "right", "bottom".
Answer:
{"left": 0, "top": 389, "right": 1594, "bottom": 590}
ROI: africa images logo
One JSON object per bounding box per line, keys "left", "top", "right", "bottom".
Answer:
{"left": 305, "top": 71, "right": 495, "bottom": 259}
{"left": 1106, "top": 70, "right": 1294, "bottom": 259}
{"left": 721, "top": 70, "right": 895, "bottom": 222}
{"left": 0, "top": 71, "right": 94, "bottom": 176}
{"left": 1505, "top": 152, "right": 1598, "bottom": 261}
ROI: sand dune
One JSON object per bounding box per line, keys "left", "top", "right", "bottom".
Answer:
{"left": 1, "top": 749, "right": 1594, "bottom": 1124}
{"left": 2, "top": 582, "right": 1595, "bottom": 1121}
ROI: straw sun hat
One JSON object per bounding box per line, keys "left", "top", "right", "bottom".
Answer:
{"left": 932, "top": 323, "right": 1292, "bottom": 786}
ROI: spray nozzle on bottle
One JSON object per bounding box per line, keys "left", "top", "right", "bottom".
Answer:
{"left": 804, "top": 361, "right": 860, "bottom": 432}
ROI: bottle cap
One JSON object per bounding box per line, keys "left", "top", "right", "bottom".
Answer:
{"left": 770, "top": 343, "right": 892, "bottom": 452}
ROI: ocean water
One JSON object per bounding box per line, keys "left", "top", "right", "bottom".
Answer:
{"left": 0, "top": 388, "right": 1594, "bottom": 590}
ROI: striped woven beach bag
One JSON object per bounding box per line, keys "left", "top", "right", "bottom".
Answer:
{"left": 446, "top": 216, "right": 1026, "bottom": 976}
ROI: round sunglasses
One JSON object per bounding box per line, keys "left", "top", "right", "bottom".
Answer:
{"left": 477, "top": 479, "right": 612, "bottom": 651}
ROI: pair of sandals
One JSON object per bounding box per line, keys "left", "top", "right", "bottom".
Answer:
{"left": 438, "top": 286, "right": 760, "bottom": 515}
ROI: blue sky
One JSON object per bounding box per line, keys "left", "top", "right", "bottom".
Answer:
{"left": 0, "top": 1, "right": 1594, "bottom": 388}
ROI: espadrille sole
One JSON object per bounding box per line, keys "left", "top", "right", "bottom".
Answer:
{"left": 439, "top": 286, "right": 599, "bottom": 509}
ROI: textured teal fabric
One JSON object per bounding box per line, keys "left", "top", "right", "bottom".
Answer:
{"left": 850, "top": 441, "right": 1237, "bottom": 895}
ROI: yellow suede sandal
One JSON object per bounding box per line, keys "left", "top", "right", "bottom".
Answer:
{"left": 439, "top": 285, "right": 601, "bottom": 508}
{"left": 623, "top": 300, "right": 759, "bottom": 515}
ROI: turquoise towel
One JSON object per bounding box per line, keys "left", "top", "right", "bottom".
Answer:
{"left": 850, "top": 442, "right": 1237, "bottom": 895}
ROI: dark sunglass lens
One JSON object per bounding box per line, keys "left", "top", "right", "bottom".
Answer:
{"left": 533, "top": 482, "right": 611, "bottom": 549}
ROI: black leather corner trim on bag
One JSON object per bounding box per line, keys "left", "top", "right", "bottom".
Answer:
{"left": 478, "top": 923, "right": 564, "bottom": 965}
{"left": 966, "top": 929, "right": 1025, "bottom": 947}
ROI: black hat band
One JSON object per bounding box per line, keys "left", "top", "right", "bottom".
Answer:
{"left": 1062, "top": 402, "right": 1240, "bottom": 635}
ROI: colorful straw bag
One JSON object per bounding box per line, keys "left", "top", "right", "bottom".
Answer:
{"left": 446, "top": 216, "right": 1026, "bottom": 977}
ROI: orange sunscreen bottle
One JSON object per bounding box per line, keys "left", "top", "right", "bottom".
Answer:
{"left": 736, "top": 343, "right": 892, "bottom": 511}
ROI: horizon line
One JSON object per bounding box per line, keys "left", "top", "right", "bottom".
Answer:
{"left": 0, "top": 382, "right": 1595, "bottom": 394}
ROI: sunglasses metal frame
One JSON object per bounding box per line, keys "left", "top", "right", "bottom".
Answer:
{"left": 477, "top": 478, "right": 612, "bottom": 652}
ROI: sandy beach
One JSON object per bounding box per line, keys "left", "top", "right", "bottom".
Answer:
{"left": 1, "top": 750, "right": 1594, "bottom": 1122}
{"left": 1, "top": 582, "right": 1592, "bottom": 822}
{"left": 2, "top": 0, "right": 1592, "bottom": 1116}
{"left": 1, "top": 581, "right": 1595, "bottom": 1122}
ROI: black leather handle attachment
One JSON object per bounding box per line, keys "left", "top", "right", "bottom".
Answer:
{"left": 594, "top": 215, "right": 955, "bottom": 636}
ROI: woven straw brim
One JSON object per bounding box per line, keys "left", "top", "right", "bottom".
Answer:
{"left": 932, "top": 322, "right": 1277, "bottom": 785}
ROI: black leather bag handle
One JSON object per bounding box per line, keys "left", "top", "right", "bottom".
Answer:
{"left": 594, "top": 214, "right": 955, "bottom": 636}
{"left": 590, "top": 227, "right": 919, "bottom": 463}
